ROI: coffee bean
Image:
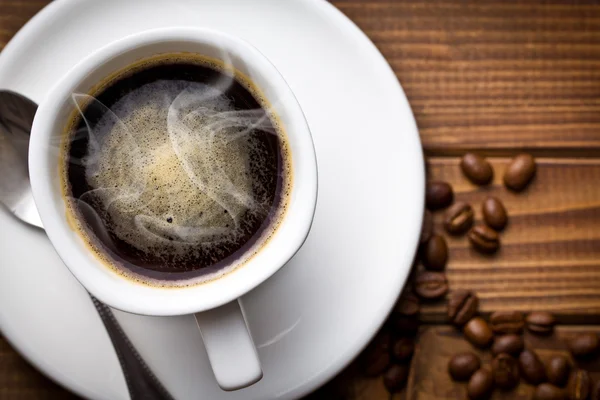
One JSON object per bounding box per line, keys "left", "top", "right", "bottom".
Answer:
{"left": 394, "top": 290, "right": 420, "bottom": 317}
{"left": 444, "top": 201, "right": 474, "bottom": 235}
{"left": 448, "top": 352, "right": 481, "bottom": 381}
{"left": 392, "top": 337, "right": 414, "bottom": 362}
{"left": 504, "top": 153, "right": 536, "bottom": 192}
{"left": 392, "top": 315, "right": 420, "bottom": 336}
{"left": 420, "top": 210, "right": 433, "bottom": 245}
{"left": 526, "top": 311, "right": 557, "bottom": 335}
{"left": 383, "top": 364, "right": 409, "bottom": 393}
{"left": 482, "top": 196, "right": 508, "bottom": 231}
{"left": 547, "top": 355, "right": 571, "bottom": 387}
{"left": 464, "top": 317, "right": 494, "bottom": 348}
{"left": 591, "top": 380, "right": 600, "bottom": 400}
{"left": 492, "top": 353, "right": 520, "bottom": 390}
{"left": 568, "top": 333, "right": 599, "bottom": 359}
{"left": 361, "top": 331, "right": 391, "bottom": 377}
{"left": 461, "top": 153, "right": 494, "bottom": 185}
{"left": 490, "top": 311, "right": 525, "bottom": 334}
{"left": 519, "top": 349, "right": 547, "bottom": 385}
{"left": 467, "top": 368, "right": 494, "bottom": 400}
{"left": 421, "top": 234, "right": 448, "bottom": 271}
{"left": 414, "top": 271, "right": 448, "bottom": 300}
{"left": 492, "top": 334, "right": 524, "bottom": 356}
{"left": 448, "top": 290, "right": 479, "bottom": 326}
{"left": 468, "top": 225, "right": 500, "bottom": 254}
{"left": 426, "top": 181, "right": 454, "bottom": 210}
{"left": 534, "top": 383, "right": 567, "bottom": 400}
{"left": 567, "top": 369, "right": 591, "bottom": 400}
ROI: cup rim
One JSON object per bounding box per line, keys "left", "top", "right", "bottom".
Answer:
{"left": 29, "top": 27, "right": 318, "bottom": 316}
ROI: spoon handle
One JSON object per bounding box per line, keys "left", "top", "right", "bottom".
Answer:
{"left": 90, "top": 296, "right": 174, "bottom": 400}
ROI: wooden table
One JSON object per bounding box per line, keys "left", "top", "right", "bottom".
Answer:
{"left": 1, "top": 0, "right": 599, "bottom": 398}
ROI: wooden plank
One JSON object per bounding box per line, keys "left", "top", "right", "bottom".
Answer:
{"left": 333, "top": 0, "right": 600, "bottom": 156}
{"left": 406, "top": 325, "right": 600, "bottom": 400}
{"left": 421, "top": 157, "right": 600, "bottom": 323}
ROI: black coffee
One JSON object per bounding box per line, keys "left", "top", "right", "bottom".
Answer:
{"left": 61, "top": 54, "right": 291, "bottom": 286}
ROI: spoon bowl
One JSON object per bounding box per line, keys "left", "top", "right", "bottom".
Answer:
{"left": 0, "top": 90, "right": 42, "bottom": 228}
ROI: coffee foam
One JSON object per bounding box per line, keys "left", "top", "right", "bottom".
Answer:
{"left": 61, "top": 54, "right": 292, "bottom": 287}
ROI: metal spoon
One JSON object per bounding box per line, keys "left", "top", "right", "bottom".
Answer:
{"left": 0, "top": 90, "right": 173, "bottom": 400}
{"left": 0, "top": 90, "right": 42, "bottom": 228}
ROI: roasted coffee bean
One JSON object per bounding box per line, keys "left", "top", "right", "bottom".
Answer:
{"left": 519, "top": 349, "right": 547, "bottom": 385}
{"left": 464, "top": 317, "right": 494, "bottom": 348}
{"left": 426, "top": 181, "right": 454, "bottom": 210}
{"left": 492, "top": 353, "right": 520, "bottom": 390}
{"left": 444, "top": 201, "right": 474, "bottom": 235}
{"left": 461, "top": 153, "right": 494, "bottom": 185}
{"left": 527, "top": 311, "right": 557, "bottom": 335}
{"left": 468, "top": 225, "right": 500, "bottom": 253}
{"left": 448, "top": 352, "right": 481, "bottom": 381}
{"left": 567, "top": 369, "right": 591, "bottom": 400}
{"left": 394, "top": 290, "right": 420, "bottom": 317}
{"left": 448, "top": 290, "right": 479, "bottom": 326}
{"left": 490, "top": 311, "right": 525, "bottom": 334}
{"left": 591, "top": 380, "right": 600, "bottom": 400}
{"left": 534, "top": 383, "right": 567, "bottom": 400}
{"left": 383, "top": 364, "right": 409, "bottom": 392}
{"left": 504, "top": 153, "right": 536, "bottom": 192}
{"left": 568, "top": 333, "right": 599, "bottom": 359}
{"left": 482, "top": 196, "right": 508, "bottom": 231}
{"left": 420, "top": 210, "right": 433, "bottom": 245}
{"left": 468, "top": 368, "right": 494, "bottom": 400}
{"left": 492, "top": 334, "right": 524, "bottom": 356}
{"left": 361, "top": 331, "right": 391, "bottom": 377}
{"left": 547, "top": 355, "right": 571, "bottom": 387}
{"left": 392, "top": 315, "right": 420, "bottom": 336}
{"left": 414, "top": 271, "right": 448, "bottom": 300}
{"left": 392, "top": 337, "right": 414, "bottom": 362}
{"left": 422, "top": 234, "right": 448, "bottom": 271}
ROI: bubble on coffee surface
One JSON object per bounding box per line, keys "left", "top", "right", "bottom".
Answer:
{"left": 69, "top": 75, "right": 285, "bottom": 284}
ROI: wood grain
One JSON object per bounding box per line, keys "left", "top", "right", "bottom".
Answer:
{"left": 335, "top": 0, "right": 600, "bottom": 156}
{"left": 1, "top": 0, "right": 600, "bottom": 399}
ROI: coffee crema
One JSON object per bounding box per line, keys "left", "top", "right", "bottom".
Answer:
{"left": 60, "top": 53, "right": 292, "bottom": 287}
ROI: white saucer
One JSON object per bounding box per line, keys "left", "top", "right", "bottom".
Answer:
{"left": 0, "top": 0, "right": 424, "bottom": 399}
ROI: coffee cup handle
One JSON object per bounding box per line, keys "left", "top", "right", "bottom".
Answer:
{"left": 194, "top": 300, "right": 262, "bottom": 391}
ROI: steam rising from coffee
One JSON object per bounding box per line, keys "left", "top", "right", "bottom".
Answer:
{"left": 63, "top": 59, "right": 289, "bottom": 283}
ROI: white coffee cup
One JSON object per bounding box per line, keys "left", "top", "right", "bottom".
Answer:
{"left": 29, "top": 27, "right": 317, "bottom": 391}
